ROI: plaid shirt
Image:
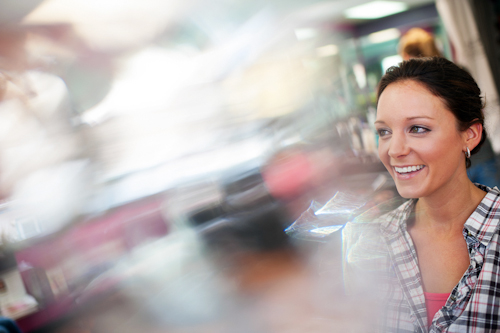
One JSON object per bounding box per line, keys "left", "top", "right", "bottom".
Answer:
{"left": 343, "top": 184, "right": 500, "bottom": 333}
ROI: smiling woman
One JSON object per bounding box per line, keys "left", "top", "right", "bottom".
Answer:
{"left": 347, "top": 57, "right": 500, "bottom": 332}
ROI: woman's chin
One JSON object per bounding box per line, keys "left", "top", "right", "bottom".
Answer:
{"left": 394, "top": 186, "right": 422, "bottom": 199}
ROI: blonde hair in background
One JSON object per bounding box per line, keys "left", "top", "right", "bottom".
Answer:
{"left": 399, "top": 27, "right": 442, "bottom": 59}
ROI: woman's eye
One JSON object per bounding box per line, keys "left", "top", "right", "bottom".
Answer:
{"left": 409, "top": 126, "right": 429, "bottom": 134}
{"left": 376, "top": 129, "right": 391, "bottom": 137}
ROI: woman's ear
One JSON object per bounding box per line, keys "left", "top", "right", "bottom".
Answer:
{"left": 464, "top": 123, "right": 483, "bottom": 151}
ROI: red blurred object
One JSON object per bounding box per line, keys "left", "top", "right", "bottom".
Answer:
{"left": 14, "top": 196, "right": 169, "bottom": 332}
{"left": 262, "top": 150, "right": 314, "bottom": 200}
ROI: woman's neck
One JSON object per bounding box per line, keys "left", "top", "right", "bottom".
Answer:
{"left": 414, "top": 180, "right": 486, "bottom": 231}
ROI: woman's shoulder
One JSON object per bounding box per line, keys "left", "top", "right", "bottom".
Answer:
{"left": 363, "top": 197, "right": 415, "bottom": 233}
{"left": 341, "top": 197, "right": 409, "bottom": 295}
{"left": 341, "top": 197, "right": 413, "bottom": 244}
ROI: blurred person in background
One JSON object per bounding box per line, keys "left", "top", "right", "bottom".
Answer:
{"left": 348, "top": 57, "right": 500, "bottom": 331}
{"left": 399, "top": 27, "right": 499, "bottom": 188}
{"left": 399, "top": 27, "right": 443, "bottom": 60}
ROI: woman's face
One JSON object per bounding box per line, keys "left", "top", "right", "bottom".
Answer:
{"left": 375, "top": 80, "right": 468, "bottom": 199}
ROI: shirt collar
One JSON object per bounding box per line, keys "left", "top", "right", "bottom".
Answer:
{"left": 463, "top": 185, "right": 500, "bottom": 247}
{"left": 379, "top": 198, "right": 415, "bottom": 235}
{"left": 379, "top": 185, "right": 500, "bottom": 243}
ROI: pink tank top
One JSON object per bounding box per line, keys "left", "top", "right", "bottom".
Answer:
{"left": 424, "top": 292, "right": 450, "bottom": 327}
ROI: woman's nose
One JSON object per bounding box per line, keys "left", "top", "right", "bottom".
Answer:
{"left": 388, "top": 134, "right": 410, "bottom": 158}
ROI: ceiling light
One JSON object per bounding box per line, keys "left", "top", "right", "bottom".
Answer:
{"left": 344, "top": 1, "right": 408, "bottom": 20}
{"left": 368, "top": 28, "right": 401, "bottom": 44}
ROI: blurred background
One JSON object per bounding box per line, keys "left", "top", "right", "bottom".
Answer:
{"left": 0, "top": 0, "right": 499, "bottom": 332}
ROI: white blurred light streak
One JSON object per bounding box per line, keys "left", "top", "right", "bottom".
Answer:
{"left": 368, "top": 28, "right": 401, "bottom": 44}
{"left": 309, "top": 225, "right": 343, "bottom": 236}
{"left": 22, "top": 0, "right": 193, "bottom": 50}
{"left": 82, "top": 9, "right": 276, "bottom": 125}
{"left": 344, "top": 1, "right": 408, "bottom": 19}
{"left": 79, "top": 8, "right": 284, "bottom": 190}
{"left": 81, "top": 47, "right": 195, "bottom": 123}
{"left": 294, "top": 28, "right": 317, "bottom": 40}
{"left": 316, "top": 44, "right": 339, "bottom": 57}
{"left": 12, "top": 160, "right": 90, "bottom": 237}
{"left": 100, "top": 137, "right": 269, "bottom": 208}
{"left": 191, "top": 9, "right": 277, "bottom": 83}
{"left": 352, "top": 63, "right": 367, "bottom": 89}
{"left": 381, "top": 54, "right": 403, "bottom": 73}
{"left": 287, "top": 1, "right": 344, "bottom": 22}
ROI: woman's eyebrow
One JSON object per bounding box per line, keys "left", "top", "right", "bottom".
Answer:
{"left": 406, "top": 116, "right": 434, "bottom": 120}
{"left": 375, "top": 116, "right": 434, "bottom": 125}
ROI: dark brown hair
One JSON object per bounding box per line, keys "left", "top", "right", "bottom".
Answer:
{"left": 377, "top": 56, "right": 485, "bottom": 168}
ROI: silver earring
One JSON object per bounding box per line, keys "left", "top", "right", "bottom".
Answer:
{"left": 465, "top": 147, "right": 471, "bottom": 158}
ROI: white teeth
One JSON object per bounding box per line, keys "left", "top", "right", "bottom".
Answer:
{"left": 394, "top": 165, "right": 424, "bottom": 174}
